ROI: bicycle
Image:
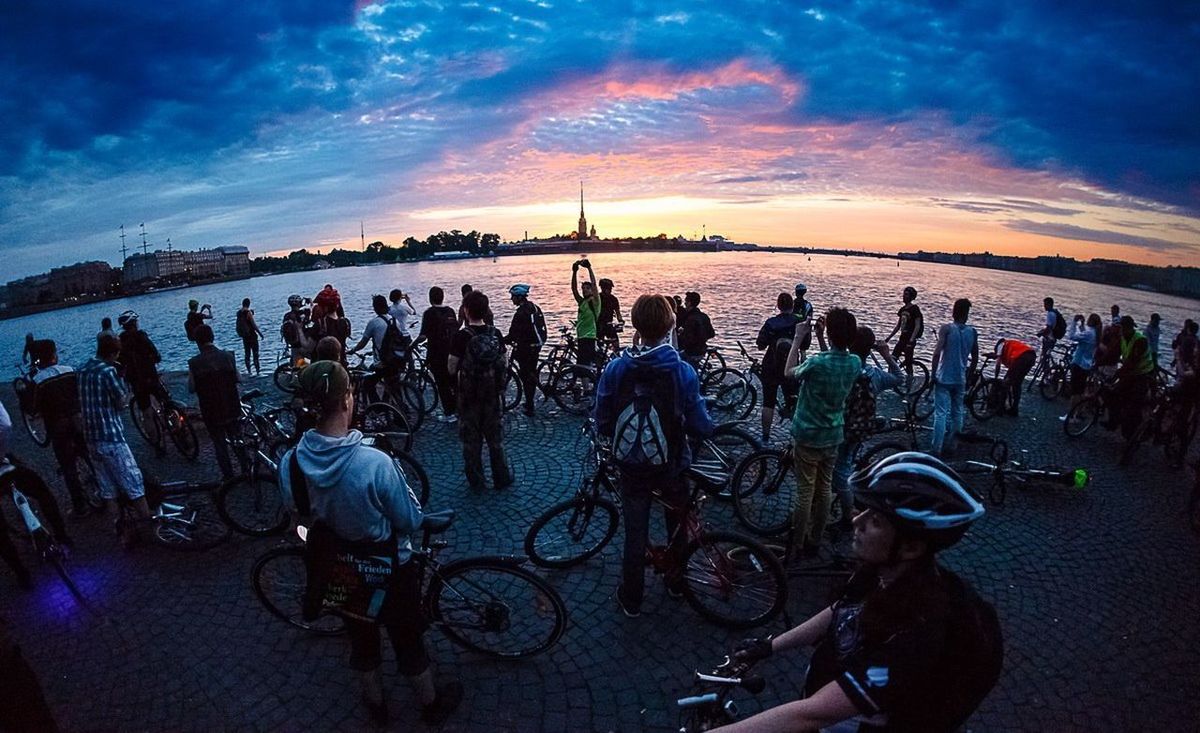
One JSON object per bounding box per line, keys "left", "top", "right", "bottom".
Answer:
{"left": 115, "top": 478, "right": 231, "bottom": 551}
{"left": 1062, "top": 376, "right": 1120, "bottom": 437}
{"left": 346, "top": 353, "right": 420, "bottom": 439}
{"left": 676, "top": 654, "right": 767, "bottom": 731}
{"left": 878, "top": 347, "right": 930, "bottom": 397}
{"left": 253, "top": 509, "right": 568, "bottom": 657}
{"left": 523, "top": 421, "right": 786, "bottom": 629}
{"left": 11, "top": 364, "right": 49, "bottom": 447}
{"left": 1034, "top": 342, "right": 1076, "bottom": 400}
{"left": 127, "top": 383, "right": 200, "bottom": 460}
{"left": 0, "top": 461, "right": 90, "bottom": 608}
{"left": 1119, "top": 384, "right": 1198, "bottom": 467}
{"left": 950, "top": 434, "right": 1090, "bottom": 506}
{"left": 966, "top": 354, "right": 1011, "bottom": 422}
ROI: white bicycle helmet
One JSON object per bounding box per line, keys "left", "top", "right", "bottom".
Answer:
{"left": 117, "top": 310, "right": 139, "bottom": 327}
{"left": 848, "top": 451, "right": 985, "bottom": 551}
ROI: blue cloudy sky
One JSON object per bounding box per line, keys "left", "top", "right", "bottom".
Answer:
{"left": 2, "top": 0, "right": 1198, "bottom": 278}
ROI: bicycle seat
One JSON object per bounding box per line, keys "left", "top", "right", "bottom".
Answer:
{"left": 241, "top": 388, "right": 264, "bottom": 402}
{"left": 421, "top": 509, "right": 455, "bottom": 534}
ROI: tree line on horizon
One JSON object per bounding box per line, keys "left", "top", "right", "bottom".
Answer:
{"left": 249, "top": 229, "right": 502, "bottom": 273}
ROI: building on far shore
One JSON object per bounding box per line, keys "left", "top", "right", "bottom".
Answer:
{"left": 122, "top": 245, "right": 252, "bottom": 286}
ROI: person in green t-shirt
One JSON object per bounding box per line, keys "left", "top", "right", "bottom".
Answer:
{"left": 782, "top": 307, "right": 862, "bottom": 561}
{"left": 571, "top": 258, "right": 601, "bottom": 369}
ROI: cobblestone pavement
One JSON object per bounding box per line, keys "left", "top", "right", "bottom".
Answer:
{"left": 2, "top": 372, "right": 1198, "bottom": 732}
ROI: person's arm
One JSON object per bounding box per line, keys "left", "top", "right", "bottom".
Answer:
{"left": 447, "top": 355, "right": 460, "bottom": 376}
{"left": 249, "top": 312, "right": 264, "bottom": 339}
{"left": 885, "top": 311, "right": 905, "bottom": 342}
{"left": 347, "top": 330, "right": 372, "bottom": 355}
{"left": 874, "top": 341, "right": 903, "bottom": 391}
{"left": 681, "top": 365, "right": 715, "bottom": 438}
{"left": 592, "top": 362, "right": 619, "bottom": 432}
{"left": 969, "top": 330, "right": 979, "bottom": 377}
{"left": 447, "top": 332, "right": 463, "bottom": 376}
{"left": 711, "top": 680, "right": 859, "bottom": 733}
{"left": 814, "top": 317, "right": 827, "bottom": 352}
{"left": 783, "top": 322, "right": 810, "bottom": 375}
{"left": 571, "top": 265, "right": 582, "bottom": 301}
{"left": 771, "top": 606, "right": 832, "bottom": 654}
{"left": 929, "top": 324, "right": 948, "bottom": 381}
{"left": 376, "top": 458, "right": 424, "bottom": 531}
{"left": 614, "top": 296, "right": 624, "bottom": 325}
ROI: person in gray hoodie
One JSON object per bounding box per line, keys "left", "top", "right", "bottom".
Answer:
{"left": 278, "top": 360, "right": 461, "bottom": 726}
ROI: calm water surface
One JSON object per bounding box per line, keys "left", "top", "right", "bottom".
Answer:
{"left": 3, "top": 252, "right": 1196, "bottom": 373}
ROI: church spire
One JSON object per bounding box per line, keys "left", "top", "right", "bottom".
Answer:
{"left": 577, "top": 180, "right": 589, "bottom": 240}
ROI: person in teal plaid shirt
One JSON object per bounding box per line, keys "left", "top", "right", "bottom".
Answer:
{"left": 78, "top": 334, "right": 151, "bottom": 540}
{"left": 782, "top": 307, "right": 862, "bottom": 561}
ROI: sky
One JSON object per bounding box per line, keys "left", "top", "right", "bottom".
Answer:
{"left": 2, "top": 0, "right": 1199, "bottom": 279}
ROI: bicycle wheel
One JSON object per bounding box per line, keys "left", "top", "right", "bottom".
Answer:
{"left": 524, "top": 495, "right": 619, "bottom": 568}
{"left": 359, "top": 402, "right": 414, "bottom": 446}
{"left": 968, "top": 379, "right": 1002, "bottom": 422}
{"left": 252, "top": 546, "right": 346, "bottom": 635}
{"left": 1119, "top": 416, "right": 1153, "bottom": 467}
{"left": 390, "top": 449, "right": 431, "bottom": 507}
{"left": 429, "top": 558, "right": 567, "bottom": 658}
{"left": 895, "top": 358, "right": 929, "bottom": 397}
{"left": 1039, "top": 368, "right": 1064, "bottom": 401}
{"left": 73, "top": 453, "right": 105, "bottom": 509}
{"left": 166, "top": 410, "right": 200, "bottom": 460}
{"left": 1064, "top": 396, "right": 1100, "bottom": 437}
{"left": 702, "top": 368, "right": 757, "bottom": 422}
{"left": 409, "top": 368, "right": 440, "bottom": 416}
{"left": 128, "top": 400, "right": 164, "bottom": 448}
{"left": 273, "top": 363, "right": 300, "bottom": 393}
{"left": 217, "top": 471, "right": 290, "bottom": 537}
{"left": 695, "top": 425, "right": 762, "bottom": 499}
{"left": 680, "top": 530, "right": 787, "bottom": 630}
{"left": 387, "top": 381, "right": 426, "bottom": 433}
{"left": 550, "top": 363, "right": 594, "bottom": 416}
{"left": 500, "top": 364, "right": 523, "bottom": 412}
{"left": 149, "top": 494, "right": 231, "bottom": 551}
{"left": 730, "top": 448, "right": 793, "bottom": 537}
{"left": 21, "top": 408, "right": 49, "bottom": 448}
{"left": 910, "top": 383, "right": 935, "bottom": 422}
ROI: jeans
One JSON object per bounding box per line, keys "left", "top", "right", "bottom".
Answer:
{"left": 618, "top": 473, "right": 687, "bottom": 609}
{"left": 241, "top": 336, "right": 260, "bottom": 374}
{"left": 205, "top": 419, "right": 250, "bottom": 480}
{"left": 459, "top": 395, "right": 510, "bottom": 489}
{"left": 791, "top": 443, "right": 837, "bottom": 552}
{"left": 832, "top": 440, "right": 860, "bottom": 522}
{"left": 932, "top": 383, "right": 965, "bottom": 455}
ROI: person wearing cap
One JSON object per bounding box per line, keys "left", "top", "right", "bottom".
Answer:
{"left": 726, "top": 453, "right": 1002, "bottom": 733}
{"left": 504, "top": 284, "right": 548, "bottom": 417}
{"left": 184, "top": 299, "right": 212, "bottom": 343}
{"left": 278, "top": 360, "right": 462, "bottom": 726}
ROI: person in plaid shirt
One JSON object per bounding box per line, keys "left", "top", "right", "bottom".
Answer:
{"left": 78, "top": 334, "right": 151, "bottom": 540}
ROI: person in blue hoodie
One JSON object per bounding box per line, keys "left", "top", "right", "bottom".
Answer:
{"left": 278, "top": 360, "right": 461, "bottom": 726}
{"left": 594, "top": 294, "right": 714, "bottom": 618}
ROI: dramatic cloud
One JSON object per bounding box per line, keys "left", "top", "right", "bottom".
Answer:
{"left": 1, "top": 0, "right": 1198, "bottom": 277}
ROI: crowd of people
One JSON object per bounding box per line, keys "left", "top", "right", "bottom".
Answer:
{"left": 3, "top": 260, "right": 1199, "bottom": 731}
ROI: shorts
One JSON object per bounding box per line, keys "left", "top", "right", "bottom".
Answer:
{"left": 577, "top": 337, "right": 597, "bottom": 367}
{"left": 91, "top": 441, "right": 145, "bottom": 501}
{"left": 1069, "top": 364, "right": 1090, "bottom": 396}
{"left": 761, "top": 374, "right": 798, "bottom": 410}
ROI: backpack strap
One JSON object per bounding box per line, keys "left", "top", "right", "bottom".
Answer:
{"left": 289, "top": 451, "right": 312, "bottom": 518}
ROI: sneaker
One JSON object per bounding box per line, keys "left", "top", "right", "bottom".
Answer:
{"left": 664, "top": 577, "right": 684, "bottom": 599}
{"left": 420, "top": 680, "right": 464, "bottom": 725}
{"left": 616, "top": 584, "right": 642, "bottom": 618}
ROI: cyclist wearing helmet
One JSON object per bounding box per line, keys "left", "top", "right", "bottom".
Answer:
{"left": 885, "top": 286, "right": 923, "bottom": 384}
{"left": 281, "top": 295, "right": 312, "bottom": 362}
{"left": 116, "top": 310, "right": 171, "bottom": 436}
{"left": 504, "top": 284, "right": 548, "bottom": 417}
{"left": 727, "top": 453, "right": 1002, "bottom": 733}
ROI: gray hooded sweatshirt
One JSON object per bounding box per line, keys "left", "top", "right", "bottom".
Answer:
{"left": 279, "top": 429, "right": 423, "bottom": 563}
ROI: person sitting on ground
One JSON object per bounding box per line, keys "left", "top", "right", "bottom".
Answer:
{"left": 418, "top": 287, "right": 459, "bottom": 422}
{"left": 30, "top": 340, "right": 92, "bottom": 515}
{"left": 187, "top": 325, "right": 248, "bottom": 482}
{"left": 929, "top": 299, "right": 979, "bottom": 458}
{"left": 832, "top": 326, "right": 902, "bottom": 530}
{"left": 756, "top": 292, "right": 801, "bottom": 442}
{"left": 726, "top": 453, "right": 1002, "bottom": 733}
{"left": 993, "top": 338, "right": 1037, "bottom": 417}
{"left": 449, "top": 291, "right": 512, "bottom": 491}
{"left": 782, "top": 308, "right": 861, "bottom": 560}
{"left": 504, "top": 284, "right": 548, "bottom": 417}
{"left": 594, "top": 294, "right": 714, "bottom": 618}
{"left": 277, "top": 360, "right": 462, "bottom": 726}
{"left": 676, "top": 291, "right": 715, "bottom": 373}
{"left": 184, "top": 300, "right": 212, "bottom": 343}
{"left": 0, "top": 400, "right": 74, "bottom": 590}
{"left": 78, "top": 334, "right": 151, "bottom": 546}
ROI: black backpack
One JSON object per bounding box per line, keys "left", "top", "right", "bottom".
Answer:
{"left": 428, "top": 307, "right": 458, "bottom": 353}
{"left": 459, "top": 326, "right": 505, "bottom": 399}
{"left": 842, "top": 372, "right": 876, "bottom": 444}
{"left": 1051, "top": 308, "right": 1067, "bottom": 339}
{"left": 611, "top": 363, "right": 683, "bottom": 478}
{"left": 236, "top": 309, "right": 250, "bottom": 338}
{"left": 378, "top": 315, "right": 408, "bottom": 367}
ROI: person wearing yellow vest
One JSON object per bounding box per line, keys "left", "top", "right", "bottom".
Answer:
{"left": 1107, "top": 316, "right": 1154, "bottom": 439}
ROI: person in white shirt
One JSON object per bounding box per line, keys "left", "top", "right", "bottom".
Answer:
{"left": 389, "top": 289, "right": 417, "bottom": 339}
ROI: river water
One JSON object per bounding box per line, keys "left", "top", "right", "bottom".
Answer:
{"left": 3, "top": 251, "right": 1196, "bottom": 373}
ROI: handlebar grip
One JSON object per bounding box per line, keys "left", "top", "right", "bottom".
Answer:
{"left": 676, "top": 693, "right": 719, "bottom": 710}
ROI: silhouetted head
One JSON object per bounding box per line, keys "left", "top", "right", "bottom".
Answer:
{"left": 952, "top": 298, "right": 972, "bottom": 323}
{"left": 825, "top": 308, "right": 857, "bottom": 351}
{"left": 777, "top": 292, "right": 794, "bottom": 313}
{"left": 429, "top": 286, "right": 444, "bottom": 305}
{"left": 372, "top": 295, "right": 388, "bottom": 316}
{"left": 850, "top": 326, "right": 876, "bottom": 361}
{"left": 464, "top": 290, "right": 489, "bottom": 321}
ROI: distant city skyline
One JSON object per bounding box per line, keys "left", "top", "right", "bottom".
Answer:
{"left": 1, "top": 2, "right": 1198, "bottom": 279}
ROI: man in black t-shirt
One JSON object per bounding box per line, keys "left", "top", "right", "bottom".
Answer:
{"left": 755, "top": 292, "right": 801, "bottom": 442}
{"left": 31, "top": 341, "right": 91, "bottom": 515}
{"left": 885, "top": 286, "right": 923, "bottom": 385}
{"left": 449, "top": 291, "right": 511, "bottom": 491}
{"left": 676, "top": 291, "right": 715, "bottom": 372}
{"left": 597, "top": 278, "right": 625, "bottom": 350}
{"left": 504, "top": 284, "right": 547, "bottom": 417}
{"left": 730, "top": 453, "right": 1002, "bottom": 732}
{"left": 418, "top": 287, "right": 460, "bottom": 421}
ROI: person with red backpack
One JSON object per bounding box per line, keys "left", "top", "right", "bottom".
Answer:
{"left": 448, "top": 291, "right": 512, "bottom": 491}
{"left": 593, "top": 294, "right": 714, "bottom": 618}
{"left": 418, "top": 287, "right": 460, "bottom": 422}
{"left": 728, "top": 453, "right": 1002, "bottom": 733}
{"left": 833, "top": 326, "right": 903, "bottom": 531}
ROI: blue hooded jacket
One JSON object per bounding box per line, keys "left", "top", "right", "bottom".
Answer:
{"left": 593, "top": 343, "right": 715, "bottom": 475}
